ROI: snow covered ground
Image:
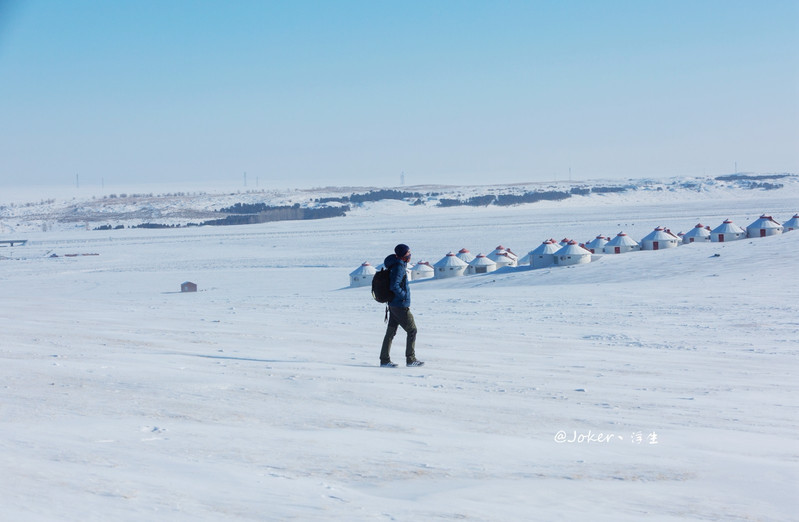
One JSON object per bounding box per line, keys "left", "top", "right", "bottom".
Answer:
{"left": 1, "top": 180, "right": 797, "bottom": 521}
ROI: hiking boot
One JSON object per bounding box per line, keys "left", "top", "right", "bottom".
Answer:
{"left": 380, "top": 361, "right": 398, "bottom": 368}
{"left": 406, "top": 360, "right": 425, "bottom": 367}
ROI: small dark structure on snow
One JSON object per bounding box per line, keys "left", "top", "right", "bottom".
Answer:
{"left": 181, "top": 281, "right": 197, "bottom": 293}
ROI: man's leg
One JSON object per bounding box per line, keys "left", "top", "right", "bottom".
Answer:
{"left": 380, "top": 311, "right": 399, "bottom": 364}
{"left": 393, "top": 307, "right": 417, "bottom": 363}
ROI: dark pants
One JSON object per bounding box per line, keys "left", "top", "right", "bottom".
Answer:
{"left": 380, "top": 306, "right": 417, "bottom": 364}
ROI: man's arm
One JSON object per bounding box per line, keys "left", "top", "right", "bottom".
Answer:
{"left": 389, "top": 263, "right": 406, "bottom": 302}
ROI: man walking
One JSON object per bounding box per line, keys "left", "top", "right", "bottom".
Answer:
{"left": 380, "top": 244, "right": 424, "bottom": 368}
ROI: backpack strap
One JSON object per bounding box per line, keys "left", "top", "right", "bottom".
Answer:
{"left": 384, "top": 304, "right": 389, "bottom": 323}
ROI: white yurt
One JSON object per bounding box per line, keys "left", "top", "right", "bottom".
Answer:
{"left": 603, "top": 232, "right": 641, "bottom": 254}
{"left": 554, "top": 240, "right": 592, "bottom": 266}
{"left": 584, "top": 235, "right": 609, "bottom": 254}
{"left": 487, "top": 245, "right": 517, "bottom": 268}
{"left": 528, "top": 240, "right": 560, "bottom": 268}
{"left": 710, "top": 219, "right": 746, "bottom": 242}
{"left": 455, "top": 248, "right": 476, "bottom": 264}
{"left": 682, "top": 223, "right": 710, "bottom": 244}
{"left": 467, "top": 254, "right": 497, "bottom": 275}
{"left": 433, "top": 252, "right": 468, "bottom": 279}
{"left": 783, "top": 214, "right": 799, "bottom": 232}
{"left": 640, "top": 227, "right": 679, "bottom": 251}
{"left": 665, "top": 229, "right": 681, "bottom": 243}
{"left": 746, "top": 215, "right": 783, "bottom": 238}
{"left": 411, "top": 261, "right": 434, "bottom": 281}
{"left": 349, "top": 262, "right": 376, "bottom": 287}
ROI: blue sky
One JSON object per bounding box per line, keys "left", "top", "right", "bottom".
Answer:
{"left": 1, "top": 0, "right": 797, "bottom": 189}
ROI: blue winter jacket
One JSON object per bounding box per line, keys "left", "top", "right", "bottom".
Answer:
{"left": 383, "top": 254, "right": 410, "bottom": 308}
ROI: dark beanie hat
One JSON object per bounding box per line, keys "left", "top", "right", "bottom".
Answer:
{"left": 394, "top": 244, "right": 410, "bottom": 257}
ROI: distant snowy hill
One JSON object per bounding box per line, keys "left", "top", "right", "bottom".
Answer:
{"left": 1, "top": 173, "right": 796, "bottom": 234}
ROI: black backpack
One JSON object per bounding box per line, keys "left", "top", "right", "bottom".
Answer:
{"left": 371, "top": 268, "right": 394, "bottom": 303}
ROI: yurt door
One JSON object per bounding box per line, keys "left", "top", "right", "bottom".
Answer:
{"left": 718, "top": 234, "right": 725, "bottom": 242}
{"left": 653, "top": 242, "right": 659, "bottom": 250}
{"left": 760, "top": 229, "right": 766, "bottom": 237}
{"left": 614, "top": 246, "right": 620, "bottom": 254}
